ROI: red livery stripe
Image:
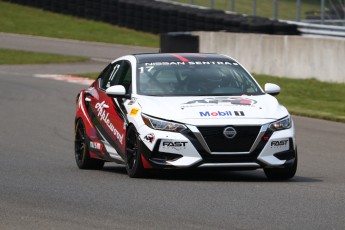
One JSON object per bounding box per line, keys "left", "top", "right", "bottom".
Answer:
{"left": 141, "top": 155, "right": 153, "bottom": 169}
{"left": 170, "top": 54, "right": 190, "bottom": 62}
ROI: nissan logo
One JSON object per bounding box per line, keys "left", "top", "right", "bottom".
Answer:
{"left": 223, "top": 127, "right": 237, "bottom": 139}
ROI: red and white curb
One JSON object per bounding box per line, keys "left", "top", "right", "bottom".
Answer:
{"left": 34, "top": 74, "right": 94, "bottom": 85}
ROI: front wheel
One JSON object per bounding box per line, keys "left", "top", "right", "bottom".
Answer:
{"left": 264, "top": 153, "right": 297, "bottom": 180}
{"left": 74, "top": 119, "right": 104, "bottom": 169}
{"left": 125, "top": 125, "right": 146, "bottom": 178}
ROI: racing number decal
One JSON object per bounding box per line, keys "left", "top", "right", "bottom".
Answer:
{"left": 138, "top": 66, "right": 154, "bottom": 73}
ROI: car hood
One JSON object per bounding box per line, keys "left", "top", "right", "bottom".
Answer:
{"left": 136, "top": 95, "right": 289, "bottom": 126}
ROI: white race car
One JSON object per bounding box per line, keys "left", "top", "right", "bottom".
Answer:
{"left": 75, "top": 53, "right": 297, "bottom": 179}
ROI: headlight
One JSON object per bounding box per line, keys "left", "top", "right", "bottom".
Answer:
{"left": 269, "top": 116, "right": 292, "bottom": 131}
{"left": 142, "top": 114, "right": 187, "bottom": 132}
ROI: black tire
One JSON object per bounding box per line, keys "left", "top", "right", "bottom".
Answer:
{"left": 264, "top": 153, "right": 297, "bottom": 180}
{"left": 74, "top": 119, "right": 104, "bottom": 170}
{"left": 125, "top": 125, "right": 146, "bottom": 178}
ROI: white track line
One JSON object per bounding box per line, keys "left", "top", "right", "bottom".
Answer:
{"left": 34, "top": 74, "right": 94, "bottom": 85}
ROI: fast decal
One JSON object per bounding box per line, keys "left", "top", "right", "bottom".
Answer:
{"left": 271, "top": 140, "right": 289, "bottom": 147}
{"left": 143, "top": 133, "right": 155, "bottom": 143}
{"left": 199, "top": 111, "right": 245, "bottom": 117}
{"left": 161, "top": 141, "right": 188, "bottom": 150}
{"left": 95, "top": 101, "right": 124, "bottom": 144}
{"left": 90, "top": 141, "right": 102, "bottom": 150}
{"left": 183, "top": 97, "right": 257, "bottom": 107}
{"left": 130, "top": 108, "right": 140, "bottom": 116}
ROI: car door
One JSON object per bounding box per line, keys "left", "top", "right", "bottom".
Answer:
{"left": 87, "top": 60, "right": 132, "bottom": 161}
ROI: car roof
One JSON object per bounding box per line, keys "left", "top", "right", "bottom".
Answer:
{"left": 133, "top": 53, "right": 235, "bottom": 64}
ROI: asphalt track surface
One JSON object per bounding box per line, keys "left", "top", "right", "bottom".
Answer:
{"left": 1, "top": 33, "right": 345, "bottom": 229}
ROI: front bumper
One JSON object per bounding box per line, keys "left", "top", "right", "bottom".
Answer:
{"left": 138, "top": 123, "right": 296, "bottom": 169}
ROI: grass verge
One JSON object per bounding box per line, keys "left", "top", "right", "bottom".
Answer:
{"left": 0, "top": 49, "right": 89, "bottom": 64}
{"left": 175, "top": 0, "right": 322, "bottom": 20}
{"left": 0, "top": 1, "right": 159, "bottom": 48}
{"left": 254, "top": 74, "right": 345, "bottom": 123}
{"left": 77, "top": 73, "right": 99, "bottom": 79}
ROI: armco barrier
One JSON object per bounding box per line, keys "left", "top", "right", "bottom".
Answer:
{"left": 3, "top": 0, "right": 300, "bottom": 35}
{"left": 194, "top": 32, "right": 345, "bottom": 83}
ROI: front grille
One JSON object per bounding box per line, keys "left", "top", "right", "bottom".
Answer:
{"left": 197, "top": 126, "right": 261, "bottom": 152}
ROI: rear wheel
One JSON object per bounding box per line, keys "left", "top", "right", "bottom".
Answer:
{"left": 125, "top": 125, "right": 146, "bottom": 178}
{"left": 264, "top": 153, "right": 297, "bottom": 180}
{"left": 74, "top": 119, "right": 104, "bottom": 169}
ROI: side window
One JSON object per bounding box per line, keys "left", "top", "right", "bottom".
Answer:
{"left": 116, "top": 61, "right": 132, "bottom": 93}
{"left": 99, "top": 61, "right": 122, "bottom": 90}
{"left": 97, "top": 64, "right": 112, "bottom": 88}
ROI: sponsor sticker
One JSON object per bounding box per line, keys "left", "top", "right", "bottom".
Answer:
{"left": 130, "top": 108, "right": 140, "bottom": 116}
{"left": 143, "top": 133, "right": 155, "bottom": 143}
{"left": 160, "top": 141, "right": 188, "bottom": 151}
{"left": 199, "top": 111, "right": 245, "bottom": 117}
{"left": 90, "top": 141, "right": 102, "bottom": 150}
{"left": 139, "top": 61, "right": 240, "bottom": 73}
{"left": 234, "top": 111, "right": 245, "bottom": 116}
{"left": 95, "top": 101, "right": 124, "bottom": 144}
{"left": 270, "top": 139, "right": 289, "bottom": 151}
{"left": 183, "top": 97, "right": 257, "bottom": 108}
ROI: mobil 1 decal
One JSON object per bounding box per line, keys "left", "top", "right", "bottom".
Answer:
{"left": 182, "top": 97, "right": 257, "bottom": 108}
{"left": 199, "top": 111, "right": 245, "bottom": 117}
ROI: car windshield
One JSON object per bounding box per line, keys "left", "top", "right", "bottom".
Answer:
{"left": 136, "top": 61, "right": 264, "bottom": 96}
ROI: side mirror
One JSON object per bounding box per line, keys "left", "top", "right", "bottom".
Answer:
{"left": 106, "top": 85, "right": 130, "bottom": 98}
{"left": 264, "top": 83, "right": 280, "bottom": 96}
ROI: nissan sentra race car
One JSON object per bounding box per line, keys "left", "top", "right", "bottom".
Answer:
{"left": 75, "top": 53, "right": 297, "bottom": 179}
